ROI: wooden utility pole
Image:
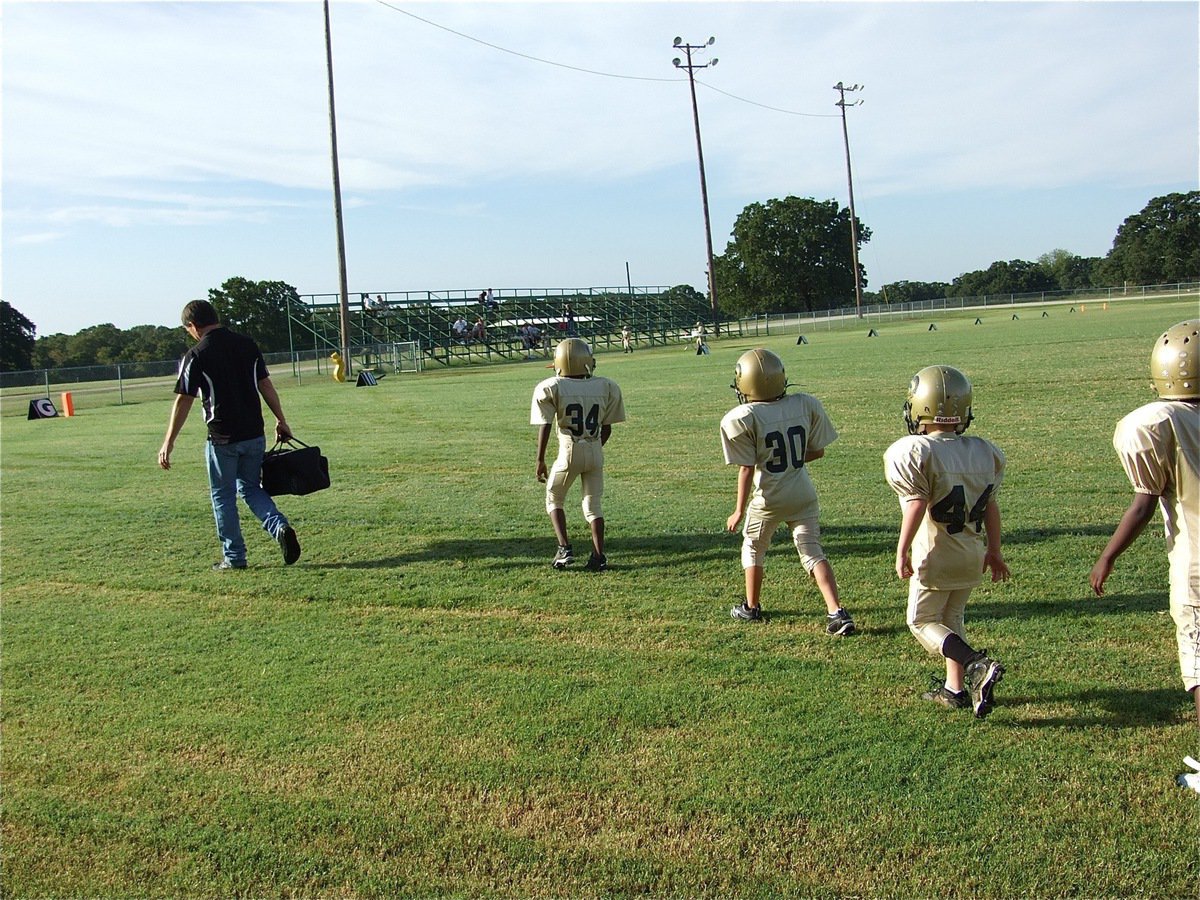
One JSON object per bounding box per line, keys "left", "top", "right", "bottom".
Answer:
{"left": 674, "top": 37, "right": 720, "bottom": 335}
{"left": 324, "top": 0, "right": 352, "bottom": 372}
{"left": 834, "top": 81, "right": 864, "bottom": 318}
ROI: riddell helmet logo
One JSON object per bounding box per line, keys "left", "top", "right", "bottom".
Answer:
{"left": 933, "top": 415, "right": 960, "bottom": 423}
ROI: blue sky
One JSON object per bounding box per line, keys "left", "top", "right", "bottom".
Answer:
{"left": 3, "top": 0, "right": 1197, "bottom": 337}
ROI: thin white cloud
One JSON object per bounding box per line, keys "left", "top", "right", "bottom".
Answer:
{"left": 2, "top": 1, "right": 1196, "bottom": 335}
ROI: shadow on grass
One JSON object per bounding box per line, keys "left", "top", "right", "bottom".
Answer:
{"left": 760, "top": 608, "right": 910, "bottom": 637}
{"left": 971, "top": 590, "right": 1166, "bottom": 620}
{"left": 1001, "top": 686, "right": 1189, "bottom": 729}
{"left": 309, "top": 532, "right": 738, "bottom": 571}
{"left": 1005, "top": 524, "right": 1116, "bottom": 543}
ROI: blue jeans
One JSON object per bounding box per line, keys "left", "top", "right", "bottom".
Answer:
{"left": 205, "top": 436, "right": 289, "bottom": 564}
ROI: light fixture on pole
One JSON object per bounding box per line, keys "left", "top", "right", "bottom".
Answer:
{"left": 833, "top": 81, "right": 864, "bottom": 318}
{"left": 673, "top": 36, "right": 720, "bottom": 335}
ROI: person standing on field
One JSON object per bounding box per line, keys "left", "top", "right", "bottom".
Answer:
{"left": 531, "top": 338, "right": 625, "bottom": 572}
{"left": 1089, "top": 320, "right": 1200, "bottom": 793}
{"left": 158, "top": 299, "right": 302, "bottom": 571}
{"left": 884, "top": 365, "right": 1008, "bottom": 719}
{"left": 721, "top": 348, "right": 855, "bottom": 635}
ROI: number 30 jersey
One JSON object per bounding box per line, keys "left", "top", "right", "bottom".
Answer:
{"left": 884, "top": 432, "right": 1006, "bottom": 589}
{"left": 531, "top": 375, "right": 626, "bottom": 442}
{"left": 720, "top": 393, "right": 838, "bottom": 520}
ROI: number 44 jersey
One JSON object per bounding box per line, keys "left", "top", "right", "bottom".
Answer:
{"left": 720, "top": 392, "right": 839, "bottom": 521}
{"left": 884, "top": 432, "right": 1007, "bottom": 590}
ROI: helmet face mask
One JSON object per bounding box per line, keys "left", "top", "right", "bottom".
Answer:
{"left": 553, "top": 338, "right": 595, "bottom": 377}
{"left": 732, "top": 349, "right": 787, "bottom": 403}
{"left": 1150, "top": 319, "right": 1199, "bottom": 400}
{"left": 903, "top": 365, "right": 974, "bottom": 435}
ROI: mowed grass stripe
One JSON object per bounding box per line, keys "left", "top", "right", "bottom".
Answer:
{"left": 2, "top": 296, "right": 1196, "bottom": 896}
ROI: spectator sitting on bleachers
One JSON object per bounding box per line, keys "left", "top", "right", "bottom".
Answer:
{"left": 470, "top": 317, "right": 487, "bottom": 342}
{"left": 452, "top": 316, "right": 469, "bottom": 344}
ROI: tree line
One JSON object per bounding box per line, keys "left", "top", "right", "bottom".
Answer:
{"left": 1, "top": 192, "right": 1196, "bottom": 372}
{"left": 1, "top": 278, "right": 306, "bottom": 373}
{"left": 713, "top": 190, "right": 1198, "bottom": 314}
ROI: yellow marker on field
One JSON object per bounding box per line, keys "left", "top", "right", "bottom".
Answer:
{"left": 331, "top": 351, "right": 346, "bottom": 383}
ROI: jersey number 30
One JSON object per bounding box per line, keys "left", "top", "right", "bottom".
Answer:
{"left": 764, "top": 425, "right": 807, "bottom": 473}
{"left": 930, "top": 484, "right": 994, "bottom": 534}
{"left": 565, "top": 402, "right": 600, "bottom": 438}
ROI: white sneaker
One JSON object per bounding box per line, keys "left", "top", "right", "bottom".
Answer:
{"left": 1176, "top": 757, "right": 1200, "bottom": 793}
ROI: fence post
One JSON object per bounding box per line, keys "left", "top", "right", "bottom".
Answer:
{"left": 118, "top": 364, "right": 125, "bottom": 405}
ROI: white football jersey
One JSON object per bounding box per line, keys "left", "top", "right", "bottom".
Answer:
{"left": 884, "top": 432, "right": 1006, "bottom": 590}
{"left": 531, "top": 375, "right": 626, "bottom": 442}
{"left": 1113, "top": 400, "right": 1200, "bottom": 606}
{"left": 720, "top": 392, "right": 838, "bottom": 520}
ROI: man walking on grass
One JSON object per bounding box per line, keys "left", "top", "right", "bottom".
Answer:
{"left": 158, "top": 299, "right": 301, "bottom": 570}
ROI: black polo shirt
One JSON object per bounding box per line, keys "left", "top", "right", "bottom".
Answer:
{"left": 174, "top": 327, "right": 268, "bottom": 444}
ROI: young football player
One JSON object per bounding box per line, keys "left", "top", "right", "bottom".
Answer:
{"left": 1089, "top": 319, "right": 1199, "bottom": 792}
{"left": 531, "top": 338, "right": 626, "bottom": 571}
{"left": 884, "top": 365, "right": 1009, "bottom": 719}
{"left": 720, "top": 348, "right": 855, "bottom": 634}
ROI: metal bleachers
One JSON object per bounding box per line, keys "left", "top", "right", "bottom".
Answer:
{"left": 289, "top": 286, "right": 740, "bottom": 371}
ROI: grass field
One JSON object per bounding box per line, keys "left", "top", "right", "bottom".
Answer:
{"left": 3, "top": 297, "right": 1198, "bottom": 897}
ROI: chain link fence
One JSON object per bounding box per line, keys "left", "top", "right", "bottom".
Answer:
{"left": 3, "top": 282, "right": 1196, "bottom": 418}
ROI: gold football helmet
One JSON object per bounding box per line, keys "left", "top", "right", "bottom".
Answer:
{"left": 733, "top": 349, "right": 787, "bottom": 402}
{"left": 1150, "top": 319, "right": 1199, "bottom": 400}
{"left": 904, "top": 365, "right": 974, "bottom": 435}
{"left": 553, "top": 338, "right": 595, "bottom": 377}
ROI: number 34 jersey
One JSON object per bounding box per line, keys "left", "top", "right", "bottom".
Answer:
{"left": 884, "top": 432, "right": 1007, "bottom": 590}
{"left": 720, "top": 393, "right": 838, "bottom": 520}
{"left": 530, "top": 375, "right": 626, "bottom": 442}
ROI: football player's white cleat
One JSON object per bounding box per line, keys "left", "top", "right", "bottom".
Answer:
{"left": 1174, "top": 756, "right": 1200, "bottom": 794}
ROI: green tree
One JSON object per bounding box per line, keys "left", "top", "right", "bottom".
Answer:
{"left": 713, "top": 196, "right": 870, "bottom": 316}
{"left": 1037, "top": 249, "right": 1101, "bottom": 290}
{"left": 63, "top": 324, "right": 128, "bottom": 366}
{"left": 662, "top": 284, "right": 706, "bottom": 305}
{"left": 124, "top": 325, "right": 189, "bottom": 362}
{"left": 951, "top": 259, "right": 1056, "bottom": 296}
{"left": 1099, "top": 191, "right": 1200, "bottom": 285}
{"left": 0, "top": 301, "right": 37, "bottom": 372}
{"left": 877, "top": 280, "right": 951, "bottom": 304}
{"left": 208, "top": 278, "right": 306, "bottom": 352}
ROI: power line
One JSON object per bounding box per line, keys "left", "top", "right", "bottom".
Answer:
{"left": 373, "top": 1, "right": 838, "bottom": 117}
{"left": 374, "top": 1, "right": 675, "bottom": 82}
{"left": 696, "top": 80, "right": 838, "bottom": 118}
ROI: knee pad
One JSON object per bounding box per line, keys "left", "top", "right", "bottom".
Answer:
{"left": 582, "top": 495, "right": 602, "bottom": 523}
{"left": 908, "top": 620, "right": 951, "bottom": 656}
{"left": 790, "top": 522, "right": 826, "bottom": 573}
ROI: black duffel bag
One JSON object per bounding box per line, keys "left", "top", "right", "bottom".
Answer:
{"left": 261, "top": 438, "right": 330, "bottom": 496}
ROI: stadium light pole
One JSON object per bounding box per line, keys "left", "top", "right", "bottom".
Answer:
{"left": 324, "top": 0, "right": 352, "bottom": 373}
{"left": 834, "top": 81, "right": 864, "bottom": 318}
{"left": 673, "top": 37, "right": 720, "bottom": 335}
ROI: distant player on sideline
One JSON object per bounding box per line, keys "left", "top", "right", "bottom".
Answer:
{"left": 1089, "top": 320, "right": 1199, "bottom": 793}
{"left": 531, "top": 339, "right": 626, "bottom": 571}
{"left": 884, "top": 365, "right": 1009, "bottom": 718}
{"left": 720, "top": 348, "right": 855, "bottom": 634}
